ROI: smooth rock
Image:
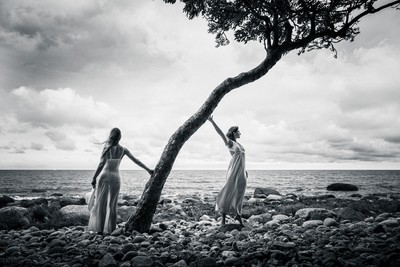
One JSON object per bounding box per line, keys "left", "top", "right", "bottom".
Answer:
{"left": 334, "top": 207, "right": 366, "bottom": 222}
{"left": 0, "top": 206, "right": 30, "bottom": 229}
{"left": 265, "top": 219, "right": 280, "bottom": 229}
{"left": 273, "top": 214, "right": 290, "bottom": 221}
{"left": 59, "top": 205, "right": 90, "bottom": 220}
{"left": 327, "top": 183, "right": 358, "bottom": 191}
{"left": 130, "top": 256, "right": 153, "bottom": 267}
{"left": 302, "top": 220, "right": 323, "bottom": 228}
{"left": 99, "top": 253, "right": 117, "bottom": 267}
{"left": 189, "top": 257, "right": 217, "bottom": 267}
{"left": 254, "top": 188, "right": 281, "bottom": 198}
{"left": 295, "top": 208, "right": 336, "bottom": 221}
{"left": 324, "top": 218, "right": 338, "bottom": 227}
{"left": 379, "top": 218, "right": 399, "bottom": 227}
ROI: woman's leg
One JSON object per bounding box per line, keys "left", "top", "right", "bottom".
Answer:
{"left": 222, "top": 213, "right": 226, "bottom": 225}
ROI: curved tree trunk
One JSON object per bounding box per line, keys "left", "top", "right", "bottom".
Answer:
{"left": 125, "top": 47, "right": 285, "bottom": 233}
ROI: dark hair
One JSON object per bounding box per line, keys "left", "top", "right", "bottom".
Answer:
{"left": 107, "top": 128, "right": 121, "bottom": 146}
{"left": 226, "top": 126, "right": 239, "bottom": 141}
{"left": 101, "top": 128, "right": 121, "bottom": 156}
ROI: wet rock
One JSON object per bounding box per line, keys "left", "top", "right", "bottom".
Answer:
{"left": 59, "top": 197, "right": 86, "bottom": 207}
{"left": 265, "top": 219, "right": 280, "bottom": 229}
{"left": 189, "top": 257, "right": 216, "bottom": 267}
{"left": 0, "top": 206, "right": 30, "bottom": 230}
{"left": 324, "top": 218, "right": 338, "bottom": 227}
{"left": 372, "top": 224, "right": 386, "bottom": 233}
{"left": 379, "top": 218, "right": 399, "bottom": 227}
{"left": 272, "top": 214, "right": 290, "bottom": 222}
{"left": 99, "top": 253, "right": 117, "bottom": 267}
{"left": 295, "top": 208, "right": 336, "bottom": 221}
{"left": 60, "top": 205, "right": 90, "bottom": 221}
{"left": 219, "top": 224, "right": 243, "bottom": 232}
{"left": 302, "top": 220, "right": 323, "bottom": 228}
{"left": 130, "top": 256, "right": 153, "bottom": 267}
{"left": 0, "top": 195, "right": 14, "bottom": 208}
{"left": 267, "top": 194, "right": 283, "bottom": 201}
{"left": 334, "top": 207, "right": 366, "bottom": 222}
{"left": 254, "top": 188, "right": 281, "bottom": 198}
{"left": 224, "top": 256, "right": 244, "bottom": 266}
{"left": 327, "top": 183, "right": 358, "bottom": 191}
{"left": 117, "top": 206, "right": 137, "bottom": 222}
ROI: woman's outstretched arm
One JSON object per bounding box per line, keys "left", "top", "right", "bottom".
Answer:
{"left": 208, "top": 115, "right": 232, "bottom": 147}
{"left": 124, "top": 148, "right": 153, "bottom": 175}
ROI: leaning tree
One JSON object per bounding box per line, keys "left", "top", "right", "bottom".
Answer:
{"left": 125, "top": 0, "right": 399, "bottom": 233}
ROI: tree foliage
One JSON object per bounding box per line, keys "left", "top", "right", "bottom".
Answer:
{"left": 165, "top": 0, "right": 399, "bottom": 56}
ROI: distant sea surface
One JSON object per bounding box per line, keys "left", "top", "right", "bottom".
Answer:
{"left": 0, "top": 170, "right": 399, "bottom": 200}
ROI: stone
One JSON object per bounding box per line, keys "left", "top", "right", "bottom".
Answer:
{"left": 379, "top": 218, "right": 399, "bottom": 227}
{"left": 122, "top": 251, "right": 139, "bottom": 261}
{"left": 334, "top": 207, "right": 366, "bottom": 222}
{"left": 267, "top": 194, "right": 283, "bottom": 201}
{"left": 273, "top": 214, "right": 290, "bottom": 221}
{"left": 60, "top": 205, "right": 90, "bottom": 220}
{"left": 189, "top": 257, "right": 217, "bottom": 267}
{"left": 295, "top": 208, "right": 336, "bottom": 221}
{"left": 224, "top": 256, "right": 244, "bottom": 266}
{"left": 219, "top": 224, "right": 244, "bottom": 232}
{"left": 372, "top": 224, "right": 386, "bottom": 233}
{"left": 172, "top": 260, "right": 188, "bottom": 267}
{"left": 324, "top": 218, "right": 338, "bottom": 227}
{"left": 302, "top": 220, "right": 323, "bottom": 228}
{"left": 117, "top": 206, "right": 137, "bottom": 222}
{"left": 99, "top": 253, "right": 117, "bottom": 267}
{"left": 130, "top": 256, "right": 153, "bottom": 267}
{"left": 327, "top": 183, "right": 358, "bottom": 191}
{"left": 0, "top": 206, "right": 30, "bottom": 229}
{"left": 254, "top": 188, "right": 281, "bottom": 198}
{"left": 265, "top": 219, "right": 280, "bottom": 229}
{"left": 0, "top": 195, "right": 14, "bottom": 208}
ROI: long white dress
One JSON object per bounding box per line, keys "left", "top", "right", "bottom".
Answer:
{"left": 88, "top": 146, "right": 123, "bottom": 234}
{"left": 216, "top": 141, "right": 247, "bottom": 216}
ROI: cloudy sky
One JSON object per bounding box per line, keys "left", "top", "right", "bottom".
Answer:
{"left": 1, "top": 0, "right": 399, "bottom": 170}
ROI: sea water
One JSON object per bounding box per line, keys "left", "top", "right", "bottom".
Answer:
{"left": 0, "top": 170, "right": 399, "bottom": 200}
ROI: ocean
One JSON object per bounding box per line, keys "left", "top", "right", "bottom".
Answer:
{"left": 0, "top": 170, "right": 399, "bottom": 201}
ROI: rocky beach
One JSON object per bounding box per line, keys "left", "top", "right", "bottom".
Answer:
{"left": 1, "top": 186, "right": 400, "bottom": 267}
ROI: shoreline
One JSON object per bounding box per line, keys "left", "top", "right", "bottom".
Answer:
{"left": 1, "top": 188, "right": 400, "bottom": 266}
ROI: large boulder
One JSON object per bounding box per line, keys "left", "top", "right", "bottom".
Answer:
{"left": 295, "top": 208, "right": 336, "bottom": 221}
{"left": 334, "top": 207, "right": 366, "bottom": 222}
{"left": 0, "top": 196, "right": 14, "bottom": 208}
{"left": 0, "top": 207, "right": 30, "bottom": 230}
{"left": 327, "top": 183, "right": 358, "bottom": 191}
{"left": 254, "top": 187, "right": 281, "bottom": 198}
{"left": 60, "top": 205, "right": 90, "bottom": 224}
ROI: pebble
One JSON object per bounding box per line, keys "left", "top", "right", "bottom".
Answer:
{"left": 1, "top": 195, "right": 400, "bottom": 267}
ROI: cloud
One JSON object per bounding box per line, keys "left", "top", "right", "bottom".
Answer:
{"left": 11, "top": 87, "right": 117, "bottom": 128}
{"left": 30, "top": 143, "right": 45, "bottom": 151}
{"left": 45, "top": 130, "right": 76, "bottom": 151}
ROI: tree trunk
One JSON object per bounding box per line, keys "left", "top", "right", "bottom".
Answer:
{"left": 125, "top": 47, "right": 285, "bottom": 233}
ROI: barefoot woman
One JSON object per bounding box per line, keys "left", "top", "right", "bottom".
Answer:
{"left": 208, "top": 115, "right": 247, "bottom": 225}
{"left": 88, "top": 128, "right": 153, "bottom": 234}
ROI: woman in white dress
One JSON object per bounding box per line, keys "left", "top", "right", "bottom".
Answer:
{"left": 88, "top": 128, "right": 153, "bottom": 234}
{"left": 208, "top": 115, "right": 247, "bottom": 226}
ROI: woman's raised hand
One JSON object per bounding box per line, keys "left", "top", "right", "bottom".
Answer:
{"left": 208, "top": 115, "right": 214, "bottom": 121}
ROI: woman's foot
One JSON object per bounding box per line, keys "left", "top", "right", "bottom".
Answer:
{"left": 235, "top": 214, "right": 244, "bottom": 226}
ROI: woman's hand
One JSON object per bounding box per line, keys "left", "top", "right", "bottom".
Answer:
{"left": 208, "top": 115, "right": 214, "bottom": 122}
{"left": 148, "top": 169, "right": 154, "bottom": 176}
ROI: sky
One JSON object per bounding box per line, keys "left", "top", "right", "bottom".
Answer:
{"left": 0, "top": 0, "right": 399, "bottom": 170}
